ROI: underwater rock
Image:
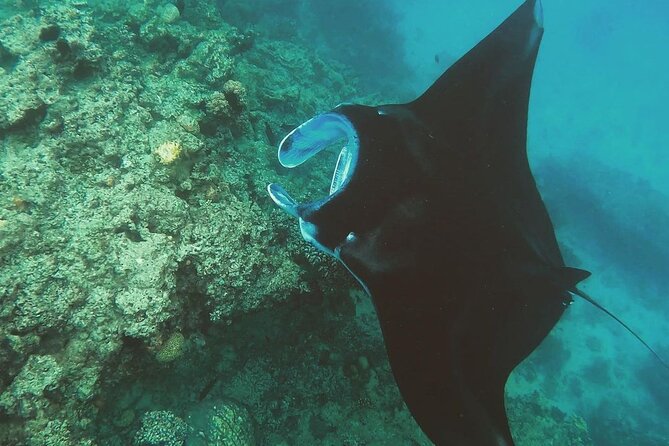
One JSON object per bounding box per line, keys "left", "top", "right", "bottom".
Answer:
{"left": 0, "top": 15, "right": 50, "bottom": 133}
{"left": 222, "top": 79, "right": 247, "bottom": 111}
{"left": 26, "top": 418, "right": 94, "bottom": 446}
{"left": 202, "top": 80, "right": 247, "bottom": 133}
{"left": 187, "top": 400, "right": 256, "bottom": 446}
{"left": 0, "top": 2, "right": 102, "bottom": 134}
{"left": 135, "top": 410, "right": 189, "bottom": 446}
{"left": 0, "top": 79, "right": 47, "bottom": 134}
{"left": 0, "top": 354, "right": 63, "bottom": 418}
{"left": 206, "top": 91, "right": 234, "bottom": 118}
{"left": 208, "top": 401, "right": 256, "bottom": 445}
{"left": 113, "top": 233, "right": 179, "bottom": 339}
{"left": 139, "top": 12, "right": 196, "bottom": 58}
{"left": 41, "top": 3, "right": 101, "bottom": 68}
{"left": 186, "top": 36, "right": 235, "bottom": 86}
{"left": 180, "top": 195, "right": 308, "bottom": 322}
{"left": 177, "top": 113, "right": 201, "bottom": 134}
{"left": 159, "top": 3, "right": 181, "bottom": 24}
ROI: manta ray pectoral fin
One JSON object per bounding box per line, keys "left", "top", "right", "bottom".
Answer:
{"left": 410, "top": 0, "right": 544, "bottom": 186}
{"left": 558, "top": 266, "right": 592, "bottom": 289}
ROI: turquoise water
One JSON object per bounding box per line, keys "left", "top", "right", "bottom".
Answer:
{"left": 0, "top": 1, "right": 667, "bottom": 445}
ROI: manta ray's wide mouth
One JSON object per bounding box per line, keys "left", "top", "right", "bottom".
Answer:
{"left": 268, "top": 112, "right": 359, "bottom": 217}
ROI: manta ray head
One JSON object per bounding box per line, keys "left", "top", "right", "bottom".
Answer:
{"left": 268, "top": 104, "right": 436, "bottom": 287}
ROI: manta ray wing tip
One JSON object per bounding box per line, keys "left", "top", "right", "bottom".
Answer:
{"left": 533, "top": 0, "right": 544, "bottom": 28}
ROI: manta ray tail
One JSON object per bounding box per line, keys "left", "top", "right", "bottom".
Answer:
{"left": 571, "top": 287, "right": 669, "bottom": 371}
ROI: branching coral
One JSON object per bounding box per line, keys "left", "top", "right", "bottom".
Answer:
{"left": 134, "top": 410, "right": 188, "bottom": 446}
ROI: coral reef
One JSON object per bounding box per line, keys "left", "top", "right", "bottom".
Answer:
{"left": 0, "top": 355, "right": 63, "bottom": 418}
{"left": 134, "top": 410, "right": 188, "bottom": 446}
{"left": 507, "top": 393, "right": 593, "bottom": 446}
{"left": 186, "top": 400, "right": 256, "bottom": 446}
{"left": 206, "top": 402, "right": 255, "bottom": 445}
{"left": 0, "top": 0, "right": 350, "bottom": 443}
{"left": 154, "top": 141, "right": 183, "bottom": 165}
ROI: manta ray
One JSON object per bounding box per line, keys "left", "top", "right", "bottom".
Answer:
{"left": 267, "top": 1, "right": 666, "bottom": 444}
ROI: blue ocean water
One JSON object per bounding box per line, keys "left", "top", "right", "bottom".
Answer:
{"left": 391, "top": 0, "right": 669, "bottom": 443}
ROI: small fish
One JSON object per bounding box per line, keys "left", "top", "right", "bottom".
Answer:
{"left": 197, "top": 376, "right": 219, "bottom": 402}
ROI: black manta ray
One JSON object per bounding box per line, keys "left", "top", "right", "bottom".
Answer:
{"left": 267, "top": 1, "right": 667, "bottom": 444}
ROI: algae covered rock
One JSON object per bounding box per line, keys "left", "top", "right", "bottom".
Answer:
{"left": 0, "top": 14, "right": 51, "bottom": 134}
{"left": 25, "top": 418, "right": 94, "bottom": 446}
{"left": 113, "top": 231, "right": 180, "bottom": 339}
{"left": 208, "top": 401, "right": 255, "bottom": 446}
{"left": 187, "top": 400, "right": 256, "bottom": 446}
{"left": 0, "top": 2, "right": 102, "bottom": 133}
{"left": 158, "top": 3, "right": 181, "bottom": 24}
{"left": 0, "top": 354, "right": 63, "bottom": 418}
